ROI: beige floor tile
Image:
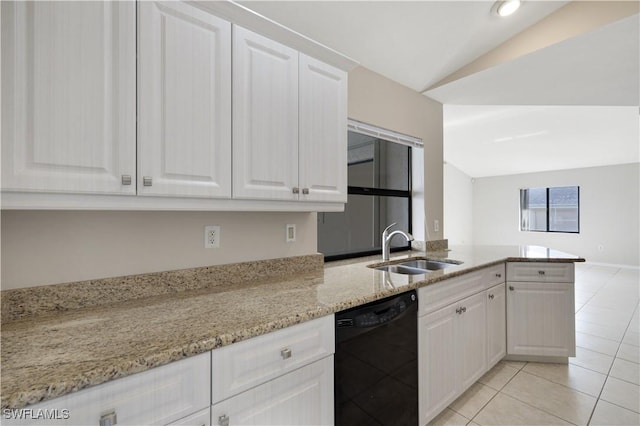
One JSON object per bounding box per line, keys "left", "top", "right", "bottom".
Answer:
{"left": 576, "top": 332, "right": 620, "bottom": 357}
{"left": 622, "top": 331, "right": 639, "bottom": 347}
{"left": 478, "top": 363, "right": 519, "bottom": 391}
{"left": 427, "top": 408, "right": 470, "bottom": 426}
{"left": 473, "top": 393, "right": 571, "bottom": 426}
{"left": 523, "top": 362, "right": 607, "bottom": 397}
{"left": 600, "top": 377, "right": 640, "bottom": 413}
{"left": 502, "top": 371, "right": 597, "bottom": 424}
{"left": 590, "top": 400, "right": 640, "bottom": 426}
{"left": 570, "top": 346, "right": 615, "bottom": 375}
{"left": 576, "top": 321, "right": 626, "bottom": 342}
{"left": 449, "top": 382, "right": 497, "bottom": 420}
{"left": 501, "top": 360, "right": 527, "bottom": 370}
{"left": 617, "top": 343, "right": 640, "bottom": 364}
{"left": 610, "top": 358, "right": 640, "bottom": 385}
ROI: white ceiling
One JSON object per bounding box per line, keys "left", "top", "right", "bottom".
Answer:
{"left": 239, "top": 1, "right": 640, "bottom": 177}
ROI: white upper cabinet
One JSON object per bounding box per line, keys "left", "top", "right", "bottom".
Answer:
{"left": 1, "top": 1, "right": 136, "bottom": 195}
{"left": 299, "top": 55, "right": 347, "bottom": 203}
{"left": 232, "top": 25, "right": 299, "bottom": 201}
{"left": 137, "top": 1, "right": 232, "bottom": 198}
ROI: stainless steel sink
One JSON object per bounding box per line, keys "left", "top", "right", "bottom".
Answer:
{"left": 374, "top": 264, "right": 431, "bottom": 275}
{"left": 372, "top": 258, "right": 462, "bottom": 275}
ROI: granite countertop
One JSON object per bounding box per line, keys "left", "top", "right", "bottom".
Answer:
{"left": 0, "top": 245, "right": 584, "bottom": 409}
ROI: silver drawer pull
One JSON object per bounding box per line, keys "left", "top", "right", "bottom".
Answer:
{"left": 121, "top": 175, "right": 132, "bottom": 186}
{"left": 99, "top": 411, "right": 117, "bottom": 426}
{"left": 281, "top": 348, "right": 292, "bottom": 359}
{"left": 495, "top": 273, "right": 502, "bottom": 278}
{"left": 302, "top": 188, "right": 310, "bottom": 194}
{"left": 292, "top": 187, "right": 300, "bottom": 194}
{"left": 218, "top": 414, "right": 230, "bottom": 426}
{"left": 488, "top": 294, "right": 494, "bottom": 300}
{"left": 509, "top": 286, "right": 515, "bottom": 291}
{"left": 538, "top": 270, "right": 546, "bottom": 275}
{"left": 143, "top": 176, "right": 153, "bottom": 186}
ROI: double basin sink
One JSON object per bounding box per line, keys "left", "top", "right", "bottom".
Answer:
{"left": 370, "top": 258, "right": 463, "bottom": 275}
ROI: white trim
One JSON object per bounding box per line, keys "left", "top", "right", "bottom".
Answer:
{"left": 0, "top": 192, "right": 346, "bottom": 212}
{"left": 348, "top": 119, "right": 424, "bottom": 148}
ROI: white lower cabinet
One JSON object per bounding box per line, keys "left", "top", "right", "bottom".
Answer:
{"left": 487, "top": 283, "right": 507, "bottom": 367}
{"left": 506, "top": 262, "right": 576, "bottom": 359}
{"left": 2, "top": 353, "right": 210, "bottom": 426}
{"left": 418, "top": 264, "right": 506, "bottom": 425}
{"left": 211, "top": 357, "right": 333, "bottom": 426}
{"left": 167, "top": 408, "right": 211, "bottom": 426}
{"left": 418, "top": 291, "right": 487, "bottom": 424}
{"left": 210, "top": 316, "right": 335, "bottom": 426}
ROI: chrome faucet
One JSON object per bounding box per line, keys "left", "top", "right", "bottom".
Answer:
{"left": 381, "top": 223, "right": 414, "bottom": 261}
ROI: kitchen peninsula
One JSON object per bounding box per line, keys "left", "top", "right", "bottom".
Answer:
{"left": 1, "top": 245, "right": 584, "bottom": 425}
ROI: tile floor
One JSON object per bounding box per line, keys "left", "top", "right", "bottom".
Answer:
{"left": 428, "top": 263, "right": 640, "bottom": 426}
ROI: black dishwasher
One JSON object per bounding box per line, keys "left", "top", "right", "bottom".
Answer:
{"left": 335, "top": 290, "right": 418, "bottom": 425}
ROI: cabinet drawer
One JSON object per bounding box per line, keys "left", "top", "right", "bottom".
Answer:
{"left": 3, "top": 353, "right": 210, "bottom": 426}
{"left": 483, "top": 264, "right": 505, "bottom": 288}
{"left": 506, "top": 262, "right": 574, "bottom": 283}
{"left": 211, "top": 357, "right": 333, "bottom": 426}
{"left": 211, "top": 315, "right": 334, "bottom": 403}
{"left": 167, "top": 408, "right": 210, "bottom": 426}
{"left": 419, "top": 270, "right": 485, "bottom": 316}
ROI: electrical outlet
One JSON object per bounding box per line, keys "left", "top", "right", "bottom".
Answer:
{"left": 204, "top": 225, "right": 221, "bottom": 248}
{"left": 286, "top": 224, "right": 296, "bottom": 242}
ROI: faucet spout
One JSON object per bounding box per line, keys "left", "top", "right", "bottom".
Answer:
{"left": 381, "top": 223, "right": 414, "bottom": 261}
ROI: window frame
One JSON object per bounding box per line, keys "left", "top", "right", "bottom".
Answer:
{"left": 520, "top": 186, "right": 580, "bottom": 234}
{"left": 322, "top": 136, "right": 413, "bottom": 262}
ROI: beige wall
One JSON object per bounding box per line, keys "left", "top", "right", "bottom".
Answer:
{"left": 1, "top": 211, "right": 317, "bottom": 289}
{"left": 1, "top": 66, "right": 444, "bottom": 290}
{"left": 472, "top": 163, "right": 640, "bottom": 267}
{"left": 348, "top": 66, "right": 444, "bottom": 241}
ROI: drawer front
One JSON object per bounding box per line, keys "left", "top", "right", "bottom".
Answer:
{"left": 211, "top": 315, "right": 334, "bottom": 403}
{"left": 212, "top": 357, "right": 333, "bottom": 426}
{"left": 419, "top": 270, "right": 485, "bottom": 316}
{"left": 2, "top": 353, "right": 211, "bottom": 426}
{"left": 167, "top": 408, "right": 211, "bottom": 426}
{"left": 483, "top": 264, "right": 506, "bottom": 288}
{"left": 507, "top": 262, "right": 574, "bottom": 283}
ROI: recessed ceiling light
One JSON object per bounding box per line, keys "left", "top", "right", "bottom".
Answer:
{"left": 492, "top": 0, "right": 522, "bottom": 17}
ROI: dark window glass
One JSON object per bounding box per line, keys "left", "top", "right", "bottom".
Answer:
{"left": 318, "top": 131, "right": 411, "bottom": 259}
{"left": 520, "top": 186, "right": 579, "bottom": 233}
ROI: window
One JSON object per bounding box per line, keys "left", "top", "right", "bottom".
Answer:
{"left": 318, "top": 129, "right": 412, "bottom": 260}
{"left": 520, "top": 186, "right": 580, "bottom": 233}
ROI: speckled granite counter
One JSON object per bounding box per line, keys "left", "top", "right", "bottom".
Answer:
{"left": 0, "top": 245, "right": 584, "bottom": 409}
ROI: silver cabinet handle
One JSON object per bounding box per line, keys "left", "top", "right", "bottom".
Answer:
{"left": 121, "top": 175, "right": 132, "bottom": 186}
{"left": 488, "top": 294, "right": 494, "bottom": 300}
{"left": 99, "top": 411, "right": 117, "bottom": 426}
{"left": 218, "top": 414, "right": 230, "bottom": 426}
{"left": 509, "top": 286, "right": 515, "bottom": 291}
{"left": 538, "top": 270, "right": 546, "bottom": 275}
{"left": 143, "top": 176, "right": 153, "bottom": 186}
{"left": 281, "top": 348, "right": 292, "bottom": 359}
{"left": 292, "top": 187, "right": 300, "bottom": 194}
{"left": 302, "top": 188, "right": 310, "bottom": 194}
{"left": 462, "top": 306, "right": 467, "bottom": 313}
{"left": 456, "top": 307, "right": 462, "bottom": 315}
{"left": 495, "top": 273, "right": 502, "bottom": 278}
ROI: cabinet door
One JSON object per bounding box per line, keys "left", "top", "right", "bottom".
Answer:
{"left": 2, "top": 353, "right": 210, "bottom": 426}
{"left": 458, "top": 291, "right": 487, "bottom": 390}
{"left": 487, "top": 283, "right": 506, "bottom": 368}
{"left": 298, "top": 54, "right": 347, "bottom": 202}
{"left": 233, "top": 26, "right": 299, "bottom": 201}
{"left": 418, "top": 305, "right": 458, "bottom": 426}
{"left": 137, "top": 1, "right": 231, "bottom": 198}
{"left": 211, "top": 357, "right": 333, "bottom": 426}
{"left": 507, "top": 281, "right": 576, "bottom": 357}
{"left": 1, "top": 1, "right": 136, "bottom": 194}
